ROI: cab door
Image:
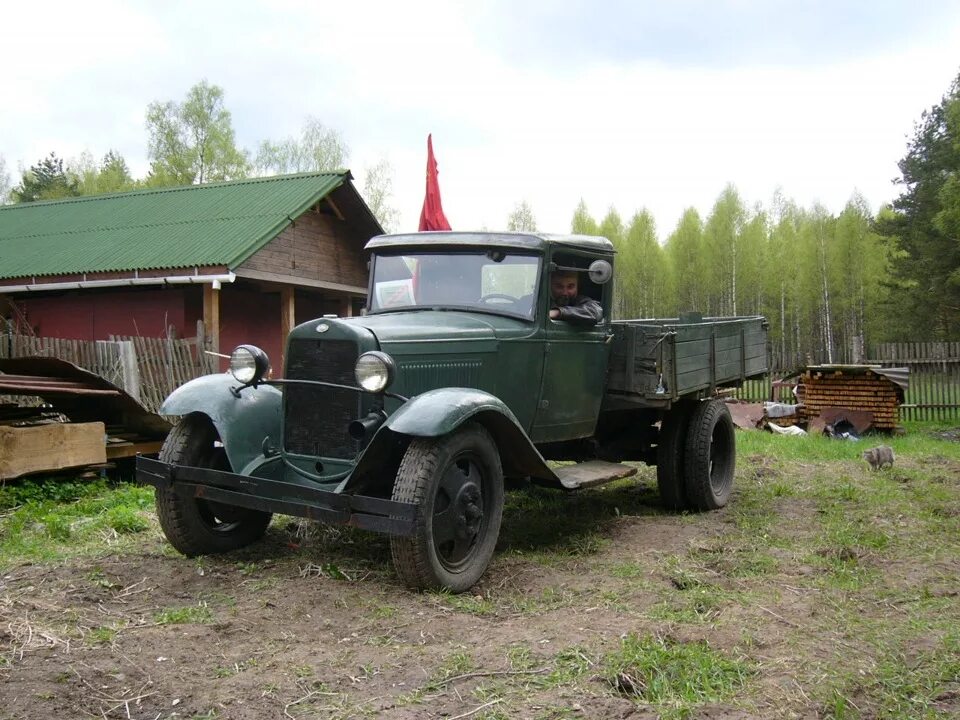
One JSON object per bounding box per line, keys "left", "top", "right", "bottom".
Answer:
{"left": 530, "top": 262, "right": 612, "bottom": 443}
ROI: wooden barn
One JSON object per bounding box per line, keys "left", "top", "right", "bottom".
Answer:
{"left": 0, "top": 172, "right": 383, "bottom": 374}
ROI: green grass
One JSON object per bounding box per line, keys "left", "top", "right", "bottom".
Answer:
{"left": 821, "top": 632, "right": 960, "bottom": 719}
{"left": 0, "top": 477, "right": 155, "bottom": 566}
{"left": 737, "top": 419, "right": 960, "bottom": 463}
{"left": 603, "top": 633, "right": 753, "bottom": 714}
{"left": 154, "top": 605, "right": 213, "bottom": 625}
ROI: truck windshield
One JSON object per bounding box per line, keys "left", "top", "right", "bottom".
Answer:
{"left": 369, "top": 251, "right": 541, "bottom": 320}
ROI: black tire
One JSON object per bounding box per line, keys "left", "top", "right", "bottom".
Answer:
{"left": 155, "top": 413, "right": 272, "bottom": 556}
{"left": 390, "top": 423, "right": 504, "bottom": 593}
{"left": 657, "top": 402, "right": 694, "bottom": 511}
{"left": 683, "top": 400, "right": 736, "bottom": 510}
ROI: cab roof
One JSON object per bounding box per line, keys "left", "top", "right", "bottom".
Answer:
{"left": 364, "top": 231, "right": 615, "bottom": 254}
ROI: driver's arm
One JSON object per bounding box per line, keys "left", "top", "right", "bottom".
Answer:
{"left": 552, "top": 296, "right": 602, "bottom": 326}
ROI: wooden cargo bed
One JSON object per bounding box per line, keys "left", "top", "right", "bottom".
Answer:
{"left": 607, "top": 315, "right": 768, "bottom": 404}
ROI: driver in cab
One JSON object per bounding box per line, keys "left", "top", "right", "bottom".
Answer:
{"left": 548, "top": 269, "right": 602, "bottom": 326}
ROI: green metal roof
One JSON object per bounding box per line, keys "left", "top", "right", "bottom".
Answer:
{"left": 0, "top": 172, "right": 366, "bottom": 280}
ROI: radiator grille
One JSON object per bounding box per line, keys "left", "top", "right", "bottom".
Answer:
{"left": 283, "top": 339, "right": 361, "bottom": 459}
{"left": 398, "top": 360, "right": 483, "bottom": 395}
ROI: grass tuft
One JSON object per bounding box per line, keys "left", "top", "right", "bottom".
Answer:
{"left": 154, "top": 604, "right": 213, "bottom": 625}
{"left": 603, "top": 633, "right": 752, "bottom": 709}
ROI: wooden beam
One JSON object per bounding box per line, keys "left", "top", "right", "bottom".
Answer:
{"left": 105, "top": 439, "right": 165, "bottom": 460}
{"left": 325, "top": 196, "right": 345, "bottom": 220}
{"left": 1, "top": 422, "right": 107, "bottom": 480}
{"left": 234, "top": 268, "right": 367, "bottom": 295}
{"left": 280, "top": 286, "right": 296, "bottom": 373}
{"left": 203, "top": 283, "right": 221, "bottom": 355}
{"left": 338, "top": 295, "right": 353, "bottom": 318}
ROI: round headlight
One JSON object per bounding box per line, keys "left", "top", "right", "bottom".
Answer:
{"left": 355, "top": 351, "right": 395, "bottom": 393}
{"left": 230, "top": 345, "right": 270, "bottom": 386}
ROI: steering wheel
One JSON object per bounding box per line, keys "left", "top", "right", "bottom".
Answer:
{"left": 479, "top": 293, "right": 518, "bottom": 305}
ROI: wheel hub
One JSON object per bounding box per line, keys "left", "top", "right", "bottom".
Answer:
{"left": 454, "top": 483, "right": 482, "bottom": 540}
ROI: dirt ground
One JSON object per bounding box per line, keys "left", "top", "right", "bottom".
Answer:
{"left": 1, "top": 452, "right": 959, "bottom": 719}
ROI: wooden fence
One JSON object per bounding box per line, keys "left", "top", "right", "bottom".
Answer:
{"left": 0, "top": 321, "right": 216, "bottom": 414}
{"left": 871, "top": 342, "right": 960, "bottom": 422}
{"left": 0, "top": 334, "right": 138, "bottom": 392}
{"left": 3, "top": 326, "right": 958, "bottom": 422}
{"left": 736, "top": 341, "right": 960, "bottom": 422}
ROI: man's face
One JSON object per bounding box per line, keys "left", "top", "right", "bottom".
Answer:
{"left": 551, "top": 272, "right": 578, "bottom": 306}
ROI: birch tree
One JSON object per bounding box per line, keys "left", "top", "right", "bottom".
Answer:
{"left": 666, "top": 208, "right": 706, "bottom": 315}
{"left": 506, "top": 200, "right": 537, "bottom": 231}
{"left": 255, "top": 117, "right": 348, "bottom": 174}
{"left": 73, "top": 150, "right": 137, "bottom": 196}
{"left": 702, "top": 184, "right": 746, "bottom": 315}
{"left": 766, "top": 198, "right": 801, "bottom": 366}
{"left": 0, "top": 155, "right": 10, "bottom": 203}
{"left": 737, "top": 204, "right": 767, "bottom": 317}
{"left": 599, "top": 208, "right": 626, "bottom": 317}
{"left": 570, "top": 199, "right": 598, "bottom": 235}
{"left": 362, "top": 158, "right": 400, "bottom": 233}
{"left": 146, "top": 80, "right": 249, "bottom": 185}
{"left": 622, "top": 210, "right": 668, "bottom": 318}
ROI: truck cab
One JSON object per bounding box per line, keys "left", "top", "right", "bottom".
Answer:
{"left": 364, "top": 232, "right": 613, "bottom": 441}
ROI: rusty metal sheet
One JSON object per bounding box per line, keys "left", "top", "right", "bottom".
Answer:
{"left": 726, "top": 401, "right": 765, "bottom": 430}
{"left": 871, "top": 366, "right": 909, "bottom": 393}
{"left": 808, "top": 407, "right": 874, "bottom": 435}
{"left": 0, "top": 357, "right": 171, "bottom": 438}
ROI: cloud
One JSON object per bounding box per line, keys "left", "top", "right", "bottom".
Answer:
{"left": 2, "top": 0, "right": 959, "bottom": 240}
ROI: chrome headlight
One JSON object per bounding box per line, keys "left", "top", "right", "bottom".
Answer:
{"left": 355, "top": 351, "right": 396, "bottom": 393}
{"left": 229, "top": 344, "right": 270, "bottom": 386}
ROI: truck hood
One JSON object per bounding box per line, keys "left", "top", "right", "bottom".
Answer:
{"left": 351, "top": 310, "right": 528, "bottom": 346}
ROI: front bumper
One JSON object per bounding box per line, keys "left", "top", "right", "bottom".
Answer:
{"left": 136, "top": 456, "right": 416, "bottom": 537}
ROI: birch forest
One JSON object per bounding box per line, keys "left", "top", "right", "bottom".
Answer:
{"left": 559, "top": 70, "right": 960, "bottom": 363}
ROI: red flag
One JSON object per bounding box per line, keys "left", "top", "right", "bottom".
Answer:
{"left": 418, "top": 134, "right": 451, "bottom": 231}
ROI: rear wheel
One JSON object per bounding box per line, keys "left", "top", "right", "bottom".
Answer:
{"left": 155, "top": 413, "right": 272, "bottom": 556}
{"left": 683, "top": 400, "right": 736, "bottom": 510}
{"left": 657, "top": 402, "right": 694, "bottom": 511}
{"left": 390, "top": 423, "right": 504, "bottom": 593}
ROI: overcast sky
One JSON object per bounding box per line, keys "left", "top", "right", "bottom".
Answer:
{"left": 3, "top": 1, "right": 959, "bottom": 239}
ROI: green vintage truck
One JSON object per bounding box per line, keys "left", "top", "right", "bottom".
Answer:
{"left": 137, "top": 232, "right": 768, "bottom": 592}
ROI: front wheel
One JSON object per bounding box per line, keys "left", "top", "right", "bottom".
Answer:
{"left": 155, "top": 413, "right": 272, "bottom": 556}
{"left": 683, "top": 400, "right": 736, "bottom": 510}
{"left": 390, "top": 423, "right": 504, "bottom": 593}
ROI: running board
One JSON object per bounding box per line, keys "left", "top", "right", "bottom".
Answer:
{"left": 554, "top": 460, "right": 637, "bottom": 490}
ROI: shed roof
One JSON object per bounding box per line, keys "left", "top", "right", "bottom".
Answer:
{"left": 0, "top": 172, "right": 382, "bottom": 281}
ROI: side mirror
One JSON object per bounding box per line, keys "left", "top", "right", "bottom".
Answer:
{"left": 588, "top": 259, "right": 613, "bottom": 284}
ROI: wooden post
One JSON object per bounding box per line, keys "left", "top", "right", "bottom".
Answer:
{"left": 280, "top": 286, "right": 296, "bottom": 373}
{"left": 118, "top": 340, "right": 141, "bottom": 402}
{"left": 203, "top": 283, "right": 220, "bottom": 356}
{"left": 339, "top": 294, "right": 353, "bottom": 318}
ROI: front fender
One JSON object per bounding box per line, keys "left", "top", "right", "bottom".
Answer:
{"left": 343, "top": 388, "right": 557, "bottom": 494}
{"left": 385, "top": 387, "right": 520, "bottom": 437}
{"left": 161, "top": 373, "right": 281, "bottom": 475}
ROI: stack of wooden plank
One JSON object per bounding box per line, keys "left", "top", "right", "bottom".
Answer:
{"left": 799, "top": 367, "right": 902, "bottom": 431}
